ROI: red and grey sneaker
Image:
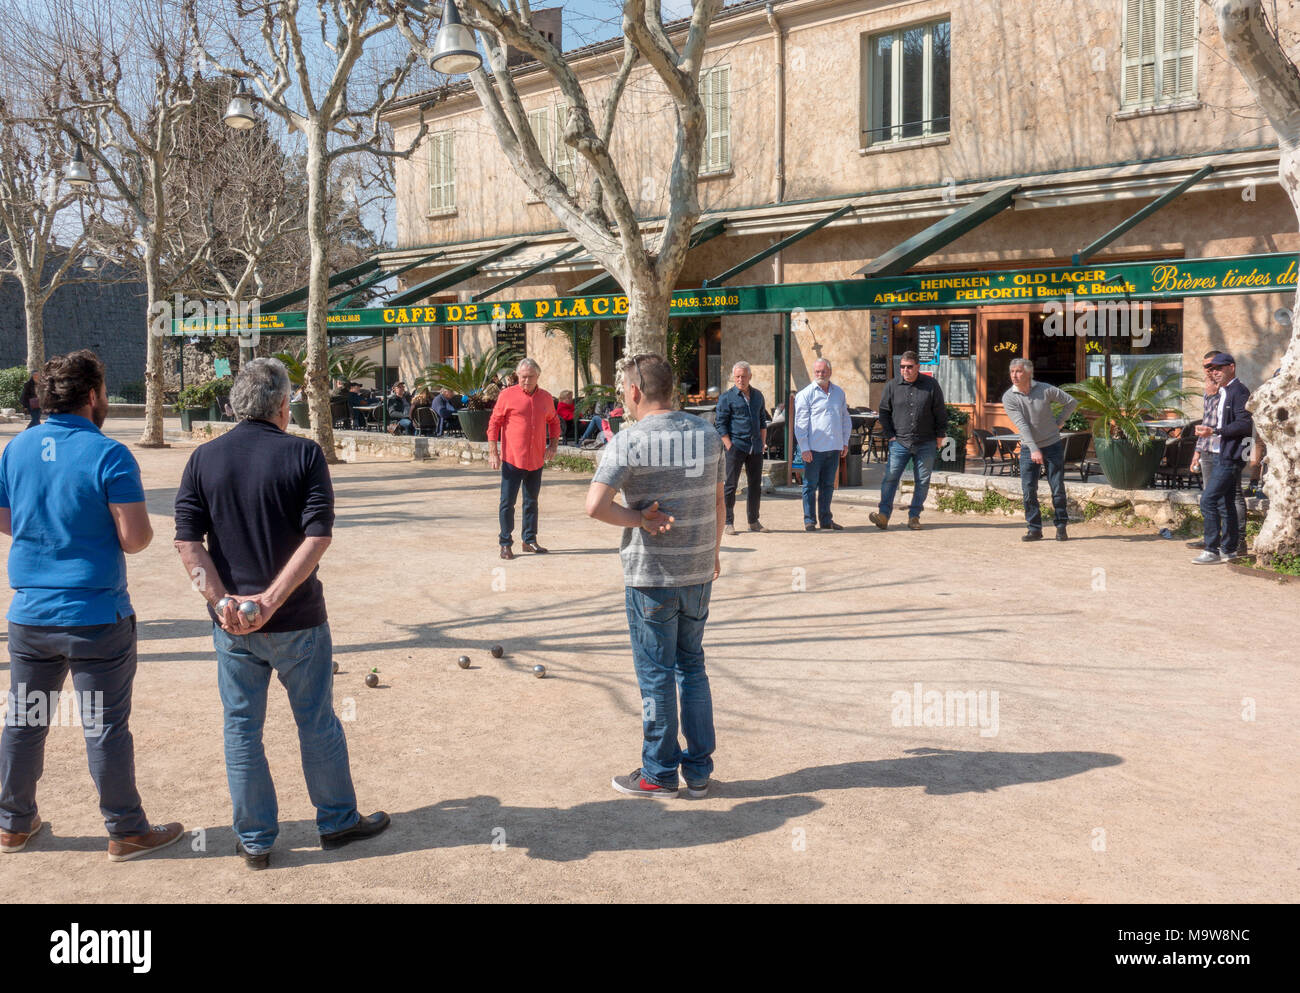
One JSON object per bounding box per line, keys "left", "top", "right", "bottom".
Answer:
{"left": 611, "top": 769, "right": 679, "bottom": 799}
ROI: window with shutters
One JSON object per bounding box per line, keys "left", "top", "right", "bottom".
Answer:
{"left": 524, "top": 106, "right": 577, "bottom": 200}
{"left": 427, "top": 131, "right": 455, "bottom": 214}
{"left": 553, "top": 103, "right": 576, "bottom": 194}
{"left": 700, "top": 64, "right": 731, "bottom": 175}
{"left": 1122, "top": 0, "right": 1198, "bottom": 107}
{"left": 862, "top": 19, "right": 950, "bottom": 147}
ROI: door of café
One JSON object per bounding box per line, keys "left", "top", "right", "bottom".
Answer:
{"left": 977, "top": 307, "right": 1080, "bottom": 431}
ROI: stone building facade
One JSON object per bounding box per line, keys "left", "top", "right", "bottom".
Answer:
{"left": 378, "top": 0, "right": 1298, "bottom": 428}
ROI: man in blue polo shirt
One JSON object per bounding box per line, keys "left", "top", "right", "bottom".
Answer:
{"left": 0, "top": 350, "right": 183, "bottom": 861}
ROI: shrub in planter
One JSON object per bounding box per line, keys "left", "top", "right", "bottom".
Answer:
{"left": 939, "top": 403, "right": 969, "bottom": 472}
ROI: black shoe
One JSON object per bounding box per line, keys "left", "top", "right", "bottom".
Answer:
{"left": 320, "top": 811, "right": 391, "bottom": 851}
{"left": 819, "top": 522, "right": 844, "bottom": 531}
{"left": 1022, "top": 531, "right": 1043, "bottom": 542}
{"left": 1056, "top": 526, "right": 1069, "bottom": 541}
{"left": 804, "top": 524, "right": 816, "bottom": 532}
{"left": 1185, "top": 540, "right": 1205, "bottom": 550}
{"left": 235, "top": 840, "right": 270, "bottom": 870}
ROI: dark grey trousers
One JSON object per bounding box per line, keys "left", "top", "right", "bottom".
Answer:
{"left": 0, "top": 615, "right": 150, "bottom": 837}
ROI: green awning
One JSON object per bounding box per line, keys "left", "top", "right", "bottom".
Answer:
{"left": 703, "top": 206, "right": 854, "bottom": 288}
{"left": 1072, "top": 165, "right": 1215, "bottom": 265}
{"left": 856, "top": 184, "right": 1020, "bottom": 277}
{"left": 260, "top": 257, "right": 381, "bottom": 313}
{"left": 328, "top": 250, "right": 447, "bottom": 307}
{"left": 385, "top": 240, "right": 530, "bottom": 308}
{"left": 472, "top": 245, "right": 585, "bottom": 302}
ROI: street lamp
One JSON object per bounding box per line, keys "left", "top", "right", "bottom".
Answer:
{"left": 65, "top": 145, "right": 92, "bottom": 189}
{"left": 430, "top": 0, "right": 483, "bottom": 75}
{"left": 223, "top": 80, "right": 258, "bottom": 130}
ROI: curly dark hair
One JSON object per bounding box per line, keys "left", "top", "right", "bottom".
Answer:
{"left": 38, "top": 350, "right": 105, "bottom": 413}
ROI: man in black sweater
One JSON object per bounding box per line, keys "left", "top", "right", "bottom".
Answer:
{"left": 173, "top": 358, "right": 388, "bottom": 869}
{"left": 870, "top": 351, "right": 947, "bottom": 531}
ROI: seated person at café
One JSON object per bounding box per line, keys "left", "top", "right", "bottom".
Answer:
{"left": 347, "top": 382, "right": 368, "bottom": 429}
{"left": 556, "top": 390, "right": 576, "bottom": 442}
{"left": 433, "top": 387, "right": 462, "bottom": 435}
{"left": 387, "top": 382, "right": 413, "bottom": 435}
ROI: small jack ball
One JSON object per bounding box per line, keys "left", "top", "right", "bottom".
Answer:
{"left": 365, "top": 672, "right": 379, "bottom": 688}
{"left": 532, "top": 665, "right": 546, "bottom": 679}
{"left": 490, "top": 645, "right": 504, "bottom": 658}
{"left": 457, "top": 656, "right": 471, "bottom": 669}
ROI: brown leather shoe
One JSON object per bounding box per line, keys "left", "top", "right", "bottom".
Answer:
{"left": 521, "top": 541, "right": 548, "bottom": 553}
{"left": 107, "top": 822, "right": 184, "bottom": 862}
{"left": 500, "top": 545, "right": 514, "bottom": 560}
{"left": 1, "top": 815, "right": 43, "bottom": 853}
{"left": 908, "top": 516, "right": 922, "bottom": 531}
{"left": 723, "top": 524, "right": 738, "bottom": 536}
{"left": 749, "top": 522, "right": 770, "bottom": 533}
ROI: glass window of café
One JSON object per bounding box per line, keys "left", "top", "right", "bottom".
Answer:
{"left": 889, "top": 313, "right": 977, "bottom": 405}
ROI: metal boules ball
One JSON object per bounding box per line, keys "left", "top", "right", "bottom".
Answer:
{"left": 333, "top": 661, "right": 340, "bottom": 674}
{"left": 490, "top": 645, "right": 504, "bottom": 658}
{"left": 239, "top": 600, "right": 260, "bottom": 620}
{"left": 216, "top": 596, "right": 233, "bottom": 613}
{"left": 532, "top": 665, "right": 546, "bottom": 679}
{"left": 365, "top": 671, "right": 379, "bottom": 688}
{"left": 457, "top": 656, "right": 471, "bottom": 669}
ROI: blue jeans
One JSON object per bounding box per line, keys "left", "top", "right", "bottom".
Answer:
{"left": 213, "top": 622, "right": 358, "bottom": 853}
{"left": 801, "top": 450, "right": 839, "bottom": 527}
{"left": 580, "top": 416, "right": 605, "bottom": 442}
{"left": 1201, "top": 457, "right": 1244, "bottom": 554}
{"left": 1020, "top": 440, "right": 1069, "bottom": 532}
{"left": 624, "top": 584, "right": 715, "bottom": 788}
{"left": 879, "top": 439, "right": 937, "bottom": 519}
{"left": 499, "top": 461, "right": 542, "bottom": 545}
{"left": 0, "top": 616, "right": 150, "bottom": 837}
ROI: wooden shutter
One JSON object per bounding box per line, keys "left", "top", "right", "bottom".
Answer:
{"left": 1123, "top": 0, "right": 1157, "bottom": 106}
{"left": 1160, "top": 0, "right": 1197, "bottom": 101}
{"left": 428, "top": 131, "right": 455, "bottom": 212}
{"left": 553, "top": 102, "right": 576, "bottom": 193}
{"left": 703, "top": 65, "right": 730, "bottom": 173}
{"left": 528, "top": 107, "right": 552, "bottom": 170}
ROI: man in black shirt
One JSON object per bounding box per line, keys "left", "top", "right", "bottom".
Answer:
{"left": 870, "top": 350, "right": 948, "bottom": 531}
{"left": 173, "top": 358, "right": 388, "bottom": 869}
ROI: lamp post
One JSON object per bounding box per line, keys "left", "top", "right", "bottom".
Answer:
{"left": 65, "top": 145, "right": 92, "bottom": 189}
{"left": 223, "top": 79, "right": 258, "bottom": 130}
{"left": 430, "top": 0, "right": 483, "bottom": 75}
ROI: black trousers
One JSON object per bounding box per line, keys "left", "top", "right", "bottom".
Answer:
{"left": 724, "top": 446, "right": 764, "bottom": 526}
{"left": 499, "top": 461, "right": 542, "bottom": 545}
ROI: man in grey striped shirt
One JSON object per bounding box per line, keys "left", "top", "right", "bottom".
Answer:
{"left": 586, "top": 354, "right": 725, "bottom": 800}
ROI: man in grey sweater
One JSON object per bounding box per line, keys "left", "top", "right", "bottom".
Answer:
{"left": 1002, "top": 358, "right": 1079, "bottom": 541}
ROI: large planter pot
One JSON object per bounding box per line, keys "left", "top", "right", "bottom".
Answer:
{"left": 938, "top": 436, "right": 968, "bottom": 474}
{"left": 1094, "top": 434, "right": 1165, "bottom": 489}
{"left": 180, "top": 407, "right": 208, "bottom": 431}
{"left": 290, "top": 400, "right": 311, "bottom": 429}
{"left": 208, "top": 400, "right": 224, "bottom": 422}
{"left": 457, "top": 407, "right": 492, "bottom": 442}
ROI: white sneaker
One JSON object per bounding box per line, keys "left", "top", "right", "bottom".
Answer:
{"left": 1192, "top": 551, "right": 1223, "bottom": 565}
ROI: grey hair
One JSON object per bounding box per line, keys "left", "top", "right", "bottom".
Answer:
{"left": 813, "top": 358, "right": 832, "bottom": 373}
{"left": 732, "top": 360, "right": 752, "bottom": 375}
{"left": 230, "top": 357, "right": 291, "bottom": 422}
{"left": 516, "top": 357, "right": 541, "bottom": 374}
{"left": 1009, "top": 357, "right": 1034, "bottom": 374}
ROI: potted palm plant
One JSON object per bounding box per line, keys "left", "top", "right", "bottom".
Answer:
{"left": 177, "top": 384, "right": 209, "bottom": 431}
{"left": 1063, "top": 360, "right": 1193, "bottom": 489}
{"left": 416, "top": 345, "right": 518, "bottom": 442}
{"left": 273, "top": 346, "right": 312, "bottom": 428}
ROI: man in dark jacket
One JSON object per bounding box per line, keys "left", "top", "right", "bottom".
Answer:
{"left": 715, "top": 361, "right": 771, "bottom": 535}
{"left": 19, "top": 373, "right": 41, "bottom": 429}
{"left": 870, "top": 351, "right": 947, "bottom": 531}
{"left": 1193, "top": 353, "right": 1252, "bottom": 564}
{"left": 173, "top": 358, "right": 389, "bottom": 869}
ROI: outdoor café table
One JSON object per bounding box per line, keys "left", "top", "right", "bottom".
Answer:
{"left": 1141, "top": 419, "right": 1190, "bottom": 437}
{"left": 850, "top": 412, "right": 878, "bottom": 462}
{"left": 355, "top": 402, "right": 381, "bottom": 429}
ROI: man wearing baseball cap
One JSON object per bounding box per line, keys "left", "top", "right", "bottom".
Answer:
{"left": 1193, "top": 353, "right": 1252, "bottom": 564}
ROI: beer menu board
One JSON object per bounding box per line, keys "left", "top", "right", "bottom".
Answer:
{"left": 497, "top": 322, "right": 527, "bottom": 358}
{"left": 948, "top": 319, "right": 971, "bottom": 358}
{"left": 918, "top": 325, "right": 939, "bottom": 364}
{"left": 871, "top": 356, "right": 888, "bottom": 382}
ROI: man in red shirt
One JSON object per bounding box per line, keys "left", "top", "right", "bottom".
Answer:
{"left": 487, "top": 358, "right": 563, "bottom": 560}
